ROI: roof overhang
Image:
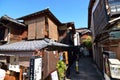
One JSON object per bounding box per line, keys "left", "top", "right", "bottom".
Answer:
{"left": 94, "top": 16, "right": 120, "bottom": 42}
{"left": 59, "top": 22, "right": 75, "bottom": 33}
{"left": 0, "top": 15, "right": 26, "bottom": 27}
{"left": 0, "top": 38, "right": 69, "bottom": 52}
{"left": 0, "top": 38, "right": 70, "bottom": 56}
{"left": 17, "top": 8, "right": 62, "bottom": 26}
{"left": 88, "top": 0, "right": 96, "bottom": 29}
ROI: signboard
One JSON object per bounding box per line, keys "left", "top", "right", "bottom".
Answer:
{"left": 29, "top": 57, "right": 42, "bottom": 80}
{"left": 51, "top": 71, "right": 59, "bottom": 80}
{"left": 110, "top": 64, "right": 120, "bottom": 79}
{"left": 74, "top": 32, "right": 80, "bottom": 46}
{"left": 9, "top": 56, "right": 20, "bottom": 72}
{"left": 109, "top": 59, "right": 120, "bottom": 79}
{"left": 9, "top": 64, "right": 20, "bottom": 72}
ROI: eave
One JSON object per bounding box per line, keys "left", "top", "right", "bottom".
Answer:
{"left": 17, "top": 8, "right": 62, "bottom": 26}
{"left": 88, "top": 0, "right": 95, "bottom": 29}
{"left": 0, "top": 15, "right": 26, "bottom": 27}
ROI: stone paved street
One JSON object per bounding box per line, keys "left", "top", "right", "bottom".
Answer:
{"left": 66, "top": 57, "right": 105, "bottom": 80}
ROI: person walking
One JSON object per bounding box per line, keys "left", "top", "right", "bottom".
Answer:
{"left": 0, "top": 63, "right": 6, "bottom": 80}
{"left": 66, "top": 49, "right": 76, "bottom": 79}
{"left": 75, "top": 46, "right": 80, "bottom": 74}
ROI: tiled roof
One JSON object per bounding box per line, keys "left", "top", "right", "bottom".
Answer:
{"left": 0, "top": 38, "right": 69, "bottom": 51}
{"left": 0, "top": 40, "right": 47, "bottom": 51}
{"left": 17, "top": 8, "right": 62, "bottom": 26}
{"left": 0, "top": 15, "right": 26, "bottom": 26}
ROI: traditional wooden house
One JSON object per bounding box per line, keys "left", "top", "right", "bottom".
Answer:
{"left": 76, "top": 28, "right": 91, "bottom": 43}
{"left": 17, "top": 8, "right": 61, "bottom": 41}
{"left": 17, "top": 9, "right": 75, "bottom": 79}
{"left": 88, "top": 0, "right": 120, "bottom": 79}
{"left": 0, "top": 15, "right": 28, "bottom": 80}
{"left": 0, "top": 15, "right": 27, "bottom": 64}
{"left": 0, "top": 8, "right": 75, "bottom": 80}
{"left": 0, "top": 15, "right": 27, "bottom": 44}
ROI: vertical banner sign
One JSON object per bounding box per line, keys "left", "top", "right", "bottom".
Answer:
{"left": 74, "top": 32, "right": 80, "bottom": 46}
{"left": 29, "top": 58, "right": 34, "bottom": 80}
{"left": 29, "top": 57, "right": 42, "bottom": 80}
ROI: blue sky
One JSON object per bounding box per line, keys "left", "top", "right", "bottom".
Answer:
{"left": 0, "top": 0, "right": 89, "bottom": 28}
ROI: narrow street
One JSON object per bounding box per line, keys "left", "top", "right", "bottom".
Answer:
{"left": 67, "top": 57, "right": 104, "bottom": 80}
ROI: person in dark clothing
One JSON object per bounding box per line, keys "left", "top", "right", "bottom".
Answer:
{"left": 66, "top": 46, "right": 81, "bottom": 78}
{"left": 74, "top": 46, "right": 80, "bottom": 74}
{"left": 66, "top": 49, "right": 76, "bottom": 79}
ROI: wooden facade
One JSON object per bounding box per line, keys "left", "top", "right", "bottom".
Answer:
{"left": 9, "top": 24, "right": 27, "bottom": 43}
{"left": 0, "top": 16, "right": 27, "bottom": 44}
{"left": 88, "top": 0, "right": 120, "bottom": 77}
{"left": 93, "top": 0, "right": 108, "bottom": 37}
{"left": 17, "top": 9, "right": 61, "bottom": 41}
{"left": 0, "top": 9, "right": 75, "bottom": 80}
{"left": 25, "top": 16, "right": 46, "bottom": 40}
{"left": 48, "top": 17, "right": 58, "bottom": 41}
{"left": 16, "top": 9, "right": 64, "bottom": 79}
{"left": 42, "top": 51, "right": 59, "bottom": 80}
{"left": 0, "top": 26, "right": 8, "bottom": 42}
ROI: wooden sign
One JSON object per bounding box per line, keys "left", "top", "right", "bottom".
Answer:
{"left": 29, "top": 57, "right": 42, "bottom": 80}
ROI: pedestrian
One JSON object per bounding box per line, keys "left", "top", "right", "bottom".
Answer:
{"left": 74, "top": 46, "right": 80, "bottom": 74}
{"left": 0, "top": 63, "right": 6, "bottom": 80}
{"left": 80, "top": 44, "right": 85, "bottom": 57}
{"left": 83, "top": 47, "right": 89, "bottom": 56}
{"left": 66, "top": 49, "right": 76, "bottom": 79}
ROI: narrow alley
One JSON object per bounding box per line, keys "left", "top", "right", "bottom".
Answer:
{"left": 1, "top": 0, "right": 120, "bottom": 80}
{"left": 67, "top": 57, "right": 104, "bottom": 80}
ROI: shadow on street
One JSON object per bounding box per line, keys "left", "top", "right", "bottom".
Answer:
{"left": 68, "top": 57, "right": 105, "bottom": 80}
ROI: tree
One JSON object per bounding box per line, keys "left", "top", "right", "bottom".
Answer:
{"left": 82, "top": 36, "right": 92, "bottom": 49}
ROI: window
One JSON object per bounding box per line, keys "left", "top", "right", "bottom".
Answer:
{"left": 0, "top": 27, "right": 9, "bottom": 41}
{"left": 111, "top": 6, "right": 117, "bottom": 12}
{"left": 0, "top": 28, "right": 5, "bottom": 40}
{"left": 109, "top": 0, "right": 120, "bottom": 14}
